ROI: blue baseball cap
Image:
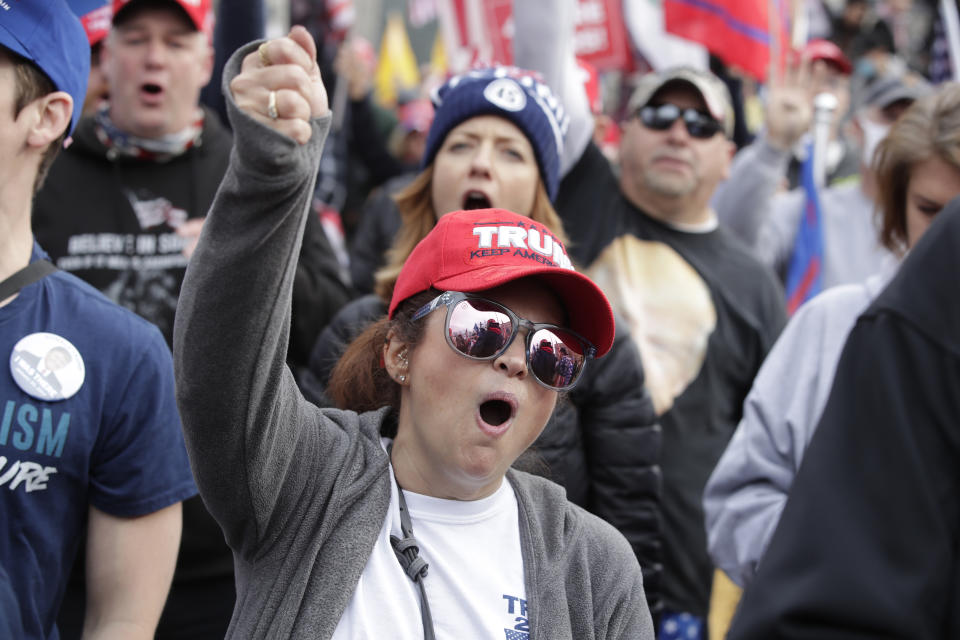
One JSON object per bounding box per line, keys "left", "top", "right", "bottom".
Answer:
{"left": 423, "top": 67, "right": 569, "bottom": 201}
{"left": 0, "top": 0, "right": 91, "bottom": 135}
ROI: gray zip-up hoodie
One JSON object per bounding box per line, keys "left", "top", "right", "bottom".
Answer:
{"left": 703, "top": 265, "right": 894, "bottom": 588}
{"left": 173, "top": 41, "right": 654, "bottom": 640}
{"left": 710, "top": 135, "right": 893, "bottom": 290}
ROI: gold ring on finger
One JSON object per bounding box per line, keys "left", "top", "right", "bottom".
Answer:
{"left": 258, "top": 42, "right": 271, "bottom": 66}
{"left": 267, "top": 90, "right": 279, "bottom": 120}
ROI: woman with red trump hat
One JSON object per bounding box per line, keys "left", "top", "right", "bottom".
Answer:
{"left": 301, "top": 14, "right": 662, "bottom": 621}
{"left": 174, "top": 28, "right": 654, "bottom": 639}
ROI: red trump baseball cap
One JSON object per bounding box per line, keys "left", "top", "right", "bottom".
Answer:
{"left": 68, "top": 0, "right": 112, "bottom": 45}
{"left": 799, "top": 39, "right": 852, "bottom": 75}
{"left": 389, "top": 209, "right": 616, "bottom": 357}
{"left": 113, "top": 0, "right": 213, "bottom": 35}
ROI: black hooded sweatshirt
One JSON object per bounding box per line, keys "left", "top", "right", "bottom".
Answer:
{"left": 729, "top": 197, "right": 960, "bottom": 638}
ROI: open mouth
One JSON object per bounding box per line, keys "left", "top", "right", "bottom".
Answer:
{"left": 141, "top": 83, "right": 163, "bottom": 96}
{"left": 462, "top": 191, "right": 492, "bottom": 210}
{"left": 479, "top": 399, "right": 512, "bottom": 426}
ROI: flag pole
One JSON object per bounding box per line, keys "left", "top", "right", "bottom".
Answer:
{"left": 940, "top": 0, "right": 960, "bottom": 82}
{"left": 790, "top": 0, "right": 808, "bottom": 50}
{"left": 811, "top": 92, "right": 838, "bottom": 188}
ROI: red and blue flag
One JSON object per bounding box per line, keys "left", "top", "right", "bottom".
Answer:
{"left": 785, "top": 145, "right": 824, "bottom": 314}
{"left": 663, "top": 0, "right": 789, "bottom": 81}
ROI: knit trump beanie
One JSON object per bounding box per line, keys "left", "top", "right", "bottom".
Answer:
{"left": 421, "top": 67, "right": 569, "bottom": 201}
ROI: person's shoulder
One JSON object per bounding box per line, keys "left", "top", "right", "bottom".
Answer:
{"left": 334, "top": 294, "right": 388, "bottom": 325}
{"left": 508, "top": 468, "right": 566, "bottom": 510}
{"left": 509, "top": 470, "right": 632, "bottom": 554}
{"left": 567, "top": 499, "right": 636, "bottom": 559}
{"left": 800, "top": 281, "right": 874, "bottom": 322}
{"left": 711, "top": 222, "right": 765, "bottom": 260}
{"left": 45, "top": 270, "right": 167, "bottom": 349}
{"left": 710, "top": 224, "right": 784, "bottom": 289}
{"left": 558, "top": 142, "right": 617, "bottom": 199}
{"left": 769, "top": 282, "right": 874, "bottom": 362}
{"left": 867, "top": 202, "right": 960, "bottom": 352}
{"left": 694, "top": 226, "right": 787, "bottom": 334}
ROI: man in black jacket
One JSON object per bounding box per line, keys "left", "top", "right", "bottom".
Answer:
{"left": 728, "top": 198, "right": 960, "bottom": 638}
{"left": 555, "top": 68, "right": 787, "bottom": 635}
{"left": 511, "top": 2, "right": 785, "bottom": 629}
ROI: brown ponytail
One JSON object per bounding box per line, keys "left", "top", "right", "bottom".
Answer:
{"left": 327, "top": 289, "right": 440, "bottom": 432}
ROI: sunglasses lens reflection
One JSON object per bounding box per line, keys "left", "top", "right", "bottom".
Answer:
{"left": 528, "top": 328, "right": 585, "bottom": 389}
{"left": 448, "top": 299, "right": 513, "bottom": 358}
{"left": 447, "top": 299, "right": 586, "bottom": 389}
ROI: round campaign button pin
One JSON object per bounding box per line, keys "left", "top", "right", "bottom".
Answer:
{"left": 9, "top": 332, "right": 85, "bottom": 402}
{"left": 483, "top": 77, "right": 527, "bottom": 112}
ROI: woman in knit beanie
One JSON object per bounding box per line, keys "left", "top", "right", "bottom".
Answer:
{"left": 372, "top": 66, "right": 571, "bottom": 301}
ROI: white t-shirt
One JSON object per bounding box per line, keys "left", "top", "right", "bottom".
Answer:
{"left": 332, "top": 440, "right": 528, "bottom": 640}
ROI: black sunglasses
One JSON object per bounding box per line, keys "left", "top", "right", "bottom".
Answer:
{"left": 411, "top": 291, "right": 596, "bottom": 391}
{"left": 637, "top": 103, "right": 724, "bottom": 139}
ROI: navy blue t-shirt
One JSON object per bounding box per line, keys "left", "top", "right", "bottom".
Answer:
{"left": 0, "top": 243, "right": 197, "bottom": 639}
{"left": 0, "top": 564, "right": 23, "bottom": 638}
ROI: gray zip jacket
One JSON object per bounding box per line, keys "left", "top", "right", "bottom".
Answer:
{"left": 173, "top": 41, "right": 654, "bottom": 640}
{"left": 702, "top": 266, "right": 894, "bottom": 588}
{"left": 711, "top": 135, "right": 893, "bottom": 289}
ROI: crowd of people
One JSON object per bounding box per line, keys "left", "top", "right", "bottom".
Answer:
{"left": 3, "top": 0, "right": 960, "bottom": 638}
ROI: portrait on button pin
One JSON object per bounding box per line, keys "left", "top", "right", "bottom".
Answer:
{"left": 9, "top": 333, "right": 86, "bottom": 402}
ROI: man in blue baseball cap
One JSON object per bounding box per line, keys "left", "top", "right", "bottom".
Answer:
{"left": 0, "top": 2, "right": 197, "bottom": 638}
{"left": 0, "top": 0, "right": 89, "bottom": 196}
{"left": 28, "top": 2, "right": 235, "bottom": 638}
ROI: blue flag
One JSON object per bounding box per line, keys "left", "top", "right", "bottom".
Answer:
{"left": 785, "top": 145, "right": 824, "bottom": 314}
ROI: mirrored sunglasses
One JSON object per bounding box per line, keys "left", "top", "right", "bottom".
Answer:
{"left": 637, "top": 103, "right": 724, "bottom": 139}
{"left": 411, "top": 291, "right": 597, "bottom": 391}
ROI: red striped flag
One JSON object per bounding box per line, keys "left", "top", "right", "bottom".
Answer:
{"left": 663, "top": 0, "right": 790, "bottom": 81}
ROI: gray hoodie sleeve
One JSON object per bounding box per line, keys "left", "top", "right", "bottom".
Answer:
{"left": 702, "top": 283, "right": 872, "bottom": 587}
{"left": 712, "top": 134, "right": 803, "bottom": 278}
{"left": 512, "top": 0, "right": 592, "bottom": 177}
{"left": 173, "top": 41, "right": 337, "bottom": 556}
